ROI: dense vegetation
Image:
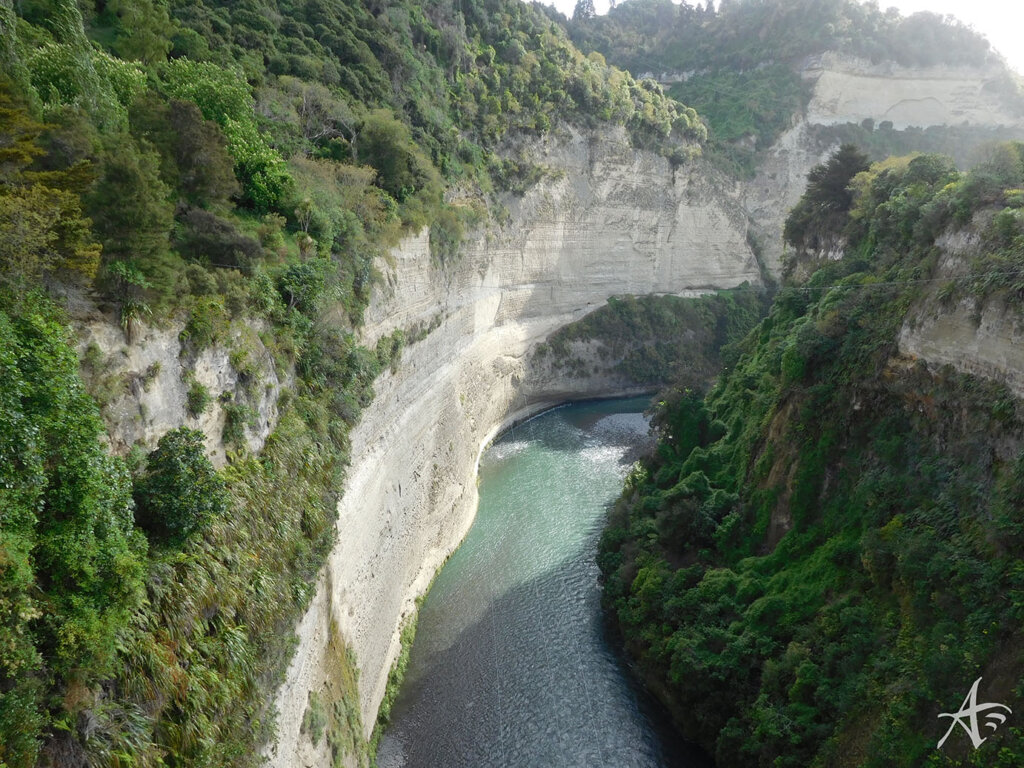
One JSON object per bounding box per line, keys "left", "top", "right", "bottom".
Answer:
{"left": 781, "top": 142, "right": 870, "bottom": 269}
{"left": 535, "top": 288, "right": 767, "bottom": 387}
{"left": 4, "top": 0, "right": 1022, "bottom": 764}
{"left": 568, "top": 0, "right": 1019, "bottom": 175}
{"left": 3, "top": 0, "right": 704, "bottom": 311}
{"left": 0, "top": 283, "right": 396, "bottom": 768}
{"left": 599, "top": 143, "right": 1024, "bottom": 766}
{"left": 811, "top": 120, "right": 1024, "bottom": 176}
{"left": 0, "top": 0, "right": 712, "bottom": 765}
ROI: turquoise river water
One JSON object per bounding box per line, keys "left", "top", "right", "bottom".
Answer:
{"left": 376, "top": 398, "right": 711, "bottom": 768}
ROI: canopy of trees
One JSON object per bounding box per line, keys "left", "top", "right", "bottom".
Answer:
{"left": 600, "top": 144, "right": 1024, "bottom": 767}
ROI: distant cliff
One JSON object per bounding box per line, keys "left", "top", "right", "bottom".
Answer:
{"left": 744, "top": 51, "right": 1024, "bottom": 273}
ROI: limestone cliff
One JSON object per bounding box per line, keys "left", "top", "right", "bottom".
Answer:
{"left": 56, "top": 49, "right": 1024, "bottom": 768}
{"left": 803, "top": 52, "right": 1021, "bottom": 130}
{"left": 267, "top": 61, "right": 1024, "bottom": 759}
{"left": 264, "top": 124, "right": 761, "bottom": 766}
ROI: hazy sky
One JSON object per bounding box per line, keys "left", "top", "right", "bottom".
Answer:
{"left": 548, "top": 0, "right": 1024, "bottom": 75}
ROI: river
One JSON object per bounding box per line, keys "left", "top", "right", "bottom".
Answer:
{"left": 376, "top": 397, "right": 710, "bottom": 768}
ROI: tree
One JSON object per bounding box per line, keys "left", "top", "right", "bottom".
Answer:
{"left": 358, "top": 108, "right": 441, "bottom": 205}
{"left": 221, "top": 117, "right": 293, "bottom": 211}
{"left": 573, "top": 0, "right": 596, "bottom": 20}
{"left": 88, "top": 134, "right": 182, "bottom": 312}
{"left": 133, "top": 428, "right": 229, "bottom": 546}
{"left": 158, "top": 59, "right": 254, "bottom": 128}
{"left": 159, "top": 59, "right": 292, "bottom": 211}
{"left": 277, "top": 256, "right": 332, "bottom": 314}
{"left": 277, "top": 76, "right": 358, "bottom": 154}
{"left": 0, "top": 86, "right": 100, "bottom": 287}
{"left": 783, "top": 143, "right": 869, "bottom": 252}
{"left": 804, "top": 143, "right": 871, "bottom": 214}
{"left": 130, "top": 96, "right": 239, "bottom": 208}
{"left": 88, "top": 136, "right": 174, "bottom": 264}
{"left": 109, "top": 0, "right": 176, "bottom": 64}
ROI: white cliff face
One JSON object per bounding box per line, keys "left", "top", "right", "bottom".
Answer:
{"left": 741, "top": 121, "right": 833, "bottom": 275}
{"left": 803, "top": 52, "right": 1022, "bottom": 131}
{"left": 900, "top": 296, "right": 1024, "bottom": 398}
{"left": 266, "top": 57, "right": 1024, "bottom": 765}
{"left": 742, "top": 52, "right": 1024, "bottom": 274}
{"left": 45, "top": 40, "right": 1024, "bottom": 768}
{"left": 899, "top": 229, "right": 1024, "bottom": 398}
{"left": 265, "top": 125, "right": 762, "bottom": 764}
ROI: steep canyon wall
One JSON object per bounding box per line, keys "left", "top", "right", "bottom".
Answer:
{"left": 263, "top": 57, "right": 1024, "bottom": 766}
{"left": 264, "top": 125, "right": 761, "bottom": 766}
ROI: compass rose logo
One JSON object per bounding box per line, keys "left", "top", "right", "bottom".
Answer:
{"left": 937, "top": 677, "right": 1012, "bottom": 750}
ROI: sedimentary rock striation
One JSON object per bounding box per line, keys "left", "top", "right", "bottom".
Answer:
{"left": 72, "top": 310, "right": 285, "bottom": 468}
{"left": 900, "top": 229, "right": 1024, "bottom": 399}
{"left": 803, "top": 52, "right": 1021, "bottom": 130}
{"left": 266, "top": 59, "right": 1024, "bottom": 758}
{"left": 264, "top": 125, "right": 761, "bottom": 765}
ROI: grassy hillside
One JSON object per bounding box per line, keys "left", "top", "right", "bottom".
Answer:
{"left": 599, "top": 142, "right": 1024, "bottom": 767}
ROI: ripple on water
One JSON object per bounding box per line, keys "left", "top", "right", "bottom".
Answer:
{"left": 485, "top": 438, "right": 531, "bottom": 462}
{"left": 376, "top": 398, "right": 711, "bottom": 768}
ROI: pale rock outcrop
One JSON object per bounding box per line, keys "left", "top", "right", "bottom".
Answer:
{"left": 268, "top": 54, "right": 1024, "bottom": 766}
{"left": 741, "top": 121, "right": 834, "bottom": 275}
{"left": 803, "top": 52, "right": 1021, "bottom": 130}
{"left": 899, "top": 230, "right": 1024, "bottom": 398}
{"left": 900, "top": 297, "right": 1024, "bottom": 398}
{"left": 74, "top": 313, "right": 286, "bottom": 467}
{"left": 265, "top": 125, "right": 761, "bottom": 765}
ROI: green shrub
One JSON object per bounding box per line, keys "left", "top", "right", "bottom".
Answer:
{"left": 222, "top": 399, "right": 257, "bottom": 448}
{"left": 186, "top": 380, "right": 210, "bottom": 417}
{"left": 133, "top": 427, "right": 228, "bottom": 546}
{"left": 141, "top": 360, "right": 161, "bottom": 390}
{"left": 180, "top": 296, "right": 228, "bottom": 350}
{"left": 0, "top": 290, "right": 146, "bottom": 763}
{"left": 277, "top": 256, "right": 331, "bottom": 315}
{"left": 302, "top": 690, "right": 327, "bottom": 746}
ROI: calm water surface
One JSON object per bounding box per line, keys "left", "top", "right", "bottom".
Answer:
{"left": 376, "top": 398, "right": 710, "bottom": 768}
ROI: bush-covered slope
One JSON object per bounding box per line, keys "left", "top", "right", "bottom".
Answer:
{"left": 534, "top": 289, "right": 767, "bottom": 387}
{"left": 599, "top": 143, "right": 1024, "bottom": 767}
{"left": 570, "top": 0, "right": 994, "bottom": 76}
{"left": 4, "top": 0, "right": 703, "bottom": 312}
{"left": 0, "top": 0, "right": 710, "bottom": 765}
